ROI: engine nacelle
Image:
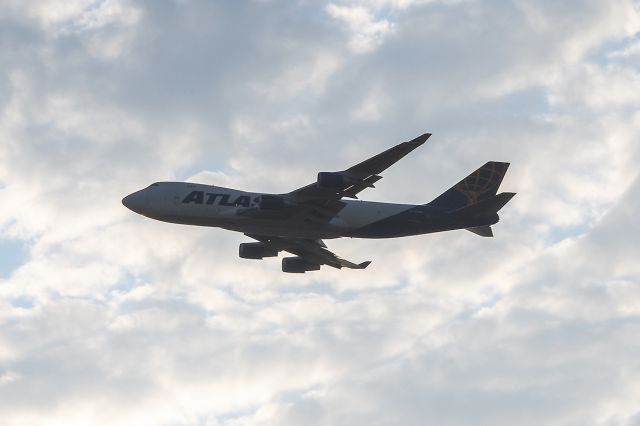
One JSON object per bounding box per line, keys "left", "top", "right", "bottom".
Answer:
{"left": 257, "top": 195, "right": 287, "bottom": 210}
{"left": 281, "top": 257, "right": 321, "bottom": 273}
{"left": 317, "top": 172, "right": 347, "bottom": 189}
{"left": 239, "top": 243, "right": 278, "bottom": 259}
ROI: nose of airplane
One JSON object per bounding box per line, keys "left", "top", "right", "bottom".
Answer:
{"left": 122, "top": 190, "right": 148, "bottom": 214}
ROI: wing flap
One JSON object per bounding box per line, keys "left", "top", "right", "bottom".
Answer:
{"left": 342, "top": 175, "right": 383, "bottom": 198}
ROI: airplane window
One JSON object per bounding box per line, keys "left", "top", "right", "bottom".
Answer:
{"left": 151, "top": 183, "right": 160, "bottom": 187}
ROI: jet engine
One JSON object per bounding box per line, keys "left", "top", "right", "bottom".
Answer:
{"left": 239, "top": 242, "right": 279, "bottom": 259}
{"left": 281, "top": 256, "right": 321, "bottom": 273}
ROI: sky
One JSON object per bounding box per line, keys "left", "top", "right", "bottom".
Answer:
{"left": 0, "top": 0, "right": 639, "bottom": 424}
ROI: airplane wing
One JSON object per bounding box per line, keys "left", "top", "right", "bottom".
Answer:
{"left": 288, "top": 132, "right": 431, "bottom": 201}
{"left": 246, "top": 234, "right": 371, "bottom": 270}
{"left": 284, "top": 132, "right": 431, "bottom": 223}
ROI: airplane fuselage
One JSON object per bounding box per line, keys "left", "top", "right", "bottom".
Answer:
{"left": 123, "top": 181, "right": 497, "bottom": 240}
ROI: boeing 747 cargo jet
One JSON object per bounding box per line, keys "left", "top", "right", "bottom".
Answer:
{"left": 123, "top": 133, "right": 515, "bottom": 273}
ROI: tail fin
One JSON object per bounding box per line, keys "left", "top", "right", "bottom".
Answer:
{"left": 466, "top": 225, "right": 494, "bottom": 237}
{"left": 428, "top": 162, "right": 510, "bottom": 209}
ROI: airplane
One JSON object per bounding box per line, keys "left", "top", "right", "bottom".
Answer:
{"left": 122, "top": 133, "right": 515, "bottom": 273}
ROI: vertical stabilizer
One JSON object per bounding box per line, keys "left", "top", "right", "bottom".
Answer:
{"left": 428, "top": 162, "right": 510, "bottom": 209}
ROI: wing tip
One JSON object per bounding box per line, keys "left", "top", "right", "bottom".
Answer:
{"left": 358, "top": 261, "right": 372, "bottom": 269}
{"left": 408, "top": 132, "right": 432, "bottom": 146}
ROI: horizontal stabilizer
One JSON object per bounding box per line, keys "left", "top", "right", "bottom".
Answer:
{"left": 466, "top": 225, "right": 493, "bottom": 237}
{"left": 453, "top": 192, "right": 516, "bottom": 216}
{"left": 491, "top": 192, "right": 516, "bottom": 212}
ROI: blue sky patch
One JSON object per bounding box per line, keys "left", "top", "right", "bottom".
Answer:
{"left": 0, "top": 238, "right": 28, "bottom": 278}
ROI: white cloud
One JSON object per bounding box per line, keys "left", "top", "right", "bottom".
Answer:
{"left": 547, "top": 64, "right": 640, "bottom": 110}
{"left": 19, "top": 0, "right": 141, "bottom": 32}
{"left": 326, "top": 3, "right": 393, "bottom": 53}
{"left": 249, "top": 50, "right": 343, "bottom": 100}
{"left": 0, "top": 370, "right": 20, "bottom": 385}
{"left": 608, "top": 39, "right": 640, "bottom": 58}
{"left": 351, "top": 84, "right": 388, "bottom": 121}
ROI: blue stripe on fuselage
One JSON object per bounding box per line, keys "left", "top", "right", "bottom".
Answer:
{"left": 345, "top": 205, "right": 496, "bottom": 238}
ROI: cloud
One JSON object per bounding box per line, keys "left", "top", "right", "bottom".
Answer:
{"left": 1, "top": 0, "right": 639, "bottom": 424}
{"left": 326, "top": 3, "right": 394, "bottom": 53}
